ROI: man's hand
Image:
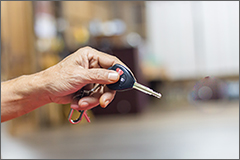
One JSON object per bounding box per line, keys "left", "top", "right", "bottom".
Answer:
{"left": 42, "top": 46, "right": 125, "bottom": 110}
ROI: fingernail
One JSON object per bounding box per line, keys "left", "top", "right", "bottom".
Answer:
{"left": 108, "top": 72, "right": 119, "bottom": 81}
{"left": 80, "top": 102, "right": 89, "bottom": 108}
{"left": 104, "top": 100, "right": 110, "bottom": 108}
{"left": 71, "top": 104, "right": 79, "bottom": 109}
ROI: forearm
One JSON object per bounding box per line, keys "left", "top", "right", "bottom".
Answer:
{"left": 1, "top": 71, "right": 51, "bottom": 122}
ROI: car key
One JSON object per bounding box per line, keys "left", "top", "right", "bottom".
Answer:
{"left": 68, "top": 64, "right": 161, "bottom": 125}
{"left": 107, "top": 64, "right": 162, "bottom": 99}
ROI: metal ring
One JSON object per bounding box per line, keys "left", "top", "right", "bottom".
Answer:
{"left": 68, "top": 109, "right": 85, "bottom": 124}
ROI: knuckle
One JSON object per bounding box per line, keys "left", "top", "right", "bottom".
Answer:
{"left": 83, "top": 46, "right": 92, "bottom": 51}
{"left": 79, "top": 46, "right": 92, "bottom": 54}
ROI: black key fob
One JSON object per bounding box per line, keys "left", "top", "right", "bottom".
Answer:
{"left": 107, "top": 64, "right": 136, "bottom": 91}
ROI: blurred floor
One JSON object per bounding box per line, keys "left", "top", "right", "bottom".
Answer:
{"left": 1, "top": 100, "right": 239, "bottom": 159}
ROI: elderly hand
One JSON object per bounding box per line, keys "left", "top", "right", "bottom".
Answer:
{"left": 42, "top": 46, "right": 125, "bottom": 110}
{"left": 1, "top": 46, "right": 125, "bottom": 122}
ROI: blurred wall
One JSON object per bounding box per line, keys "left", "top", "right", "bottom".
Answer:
{"left": 145, "top": 1, "right": 239, "bottom": 80}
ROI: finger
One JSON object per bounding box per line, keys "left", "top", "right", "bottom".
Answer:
{"left": 70, "top": 97, "right": 80, "bottom": 109}
{"left": 87, "top": 47, "right": 135, "bottom": 78}
{"left": 70, "top": 95, "right": 100, "bottom": 110}
{"left": 77, "top": 92, "right": 102, "bottom": 110}
{"left": 85, "top": 68, "right": 120, "bottom": 84}
{"left": 81, "top": 46, "right": 126, "bottom": 69}
{"left": 96, "top": 49, "right": 126, "bottom": 68}
{"left": 76, "top": 87, "right": 116, "bottom": 110}
{"left": 89, "top": 57, "right": 101, "bottom": 69}
{"left": 99, "top": 87, "right": 116, "bottom": 108}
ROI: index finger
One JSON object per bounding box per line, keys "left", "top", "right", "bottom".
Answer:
{"left": 84, "top": 47, "right": 127, "bottom": 69}
{"left": 95, "top": 49, "right": 135, "bottom": 77}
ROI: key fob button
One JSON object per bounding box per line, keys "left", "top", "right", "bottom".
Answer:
{"left": 119, "top": 75, "right": 126, "bottom": 88}
{"left": 120, "top": 75, "right": 126, "bottom": 83}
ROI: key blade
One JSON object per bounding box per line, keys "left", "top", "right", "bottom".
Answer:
{"left": 133, "top": 82, "right": 162, "bottom": 99}
{"left": 90, "top": 84, "right": 102, "bottom": 93}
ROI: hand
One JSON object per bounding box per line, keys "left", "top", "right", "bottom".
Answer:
{"left": 42, "top": 46, "right": 125, "bottom": 110}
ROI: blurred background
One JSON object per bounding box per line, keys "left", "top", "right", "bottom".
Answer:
{"left": 1, "top": 1, "right": 239, "bottom": 159}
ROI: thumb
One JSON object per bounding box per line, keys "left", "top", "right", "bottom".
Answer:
{"left": 86, "top": 68, "right": 120, "bottom": 84}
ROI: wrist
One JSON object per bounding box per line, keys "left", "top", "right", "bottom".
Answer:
{"left": 26, "top": 70, "right": 52, "bottom": 105}
{"left": 11, "top": 70, "right": 53, "bottom": 107}
{"left": 1, "top": 72, "right": 52, "bottom": 122}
